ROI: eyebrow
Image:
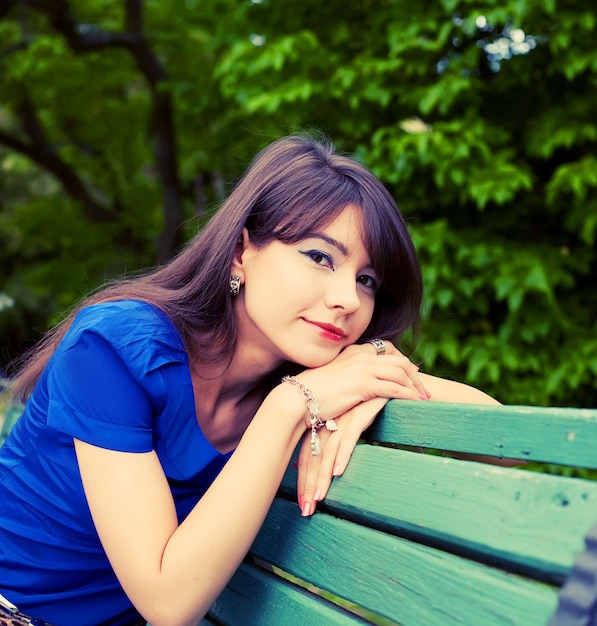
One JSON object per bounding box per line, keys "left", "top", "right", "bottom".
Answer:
{"left": 309, "top": 233, "right": 375, "bottom": 270}
{"left": 309, "top": 233, "right": 349, "bottom": 256}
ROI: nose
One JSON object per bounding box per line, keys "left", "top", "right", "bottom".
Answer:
{"left": 324, "top": 272, "right": 361, "bottom": 313}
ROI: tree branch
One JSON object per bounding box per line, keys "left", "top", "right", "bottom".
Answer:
{"left": 0, "top": 93, "right": 119, "bottom": 223}
{"left": 122, "top": 0, "right": 183, "bottom": 261}
{"left": 9, "top": 0, "right": 184, "bottom": 260}
{"left": 126, "top": 0, "right": 143, "bottom": 34}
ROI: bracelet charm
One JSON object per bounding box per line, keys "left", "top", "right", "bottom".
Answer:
{"left": 282, "top": 375, "right": 336, "bottom": 456}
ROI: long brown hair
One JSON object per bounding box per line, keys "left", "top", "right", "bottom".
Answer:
{"left": 10, "top": 134, "right": 423, "bottom": 401}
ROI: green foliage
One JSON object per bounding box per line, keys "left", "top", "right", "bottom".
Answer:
{"left": 0, "top": 0, "right": 595, "bottom": 407}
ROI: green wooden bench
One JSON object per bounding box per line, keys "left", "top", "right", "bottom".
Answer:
{"left": 202, "top": 400, "right": 597, "bottom": 626}
{"left": 2, "top": 400, "right": 597, "bottom": 624}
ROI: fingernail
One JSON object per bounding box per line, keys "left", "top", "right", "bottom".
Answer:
{"left": 333, "top": 464, "right": 342, "bottom": 476}
{"left": 301, "top": 502, "right": 311, "bottom": 517}
{"left": 426, "top": 389, "right": 432, "bottom": 399}
{"left": 298, "top": 494, "right": 303, "bottom": 509}
{"left": 313, "top": 488, "right": 321, "bottom": 502}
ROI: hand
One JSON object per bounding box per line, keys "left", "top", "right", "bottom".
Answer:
{"left": 357, "top": 341, "right": 430, "bottom": 401}
{"left": 295, "top": 341, "right": 430, "bottom": 427}
{"left": 296, "top": 397, "right": 388, "bottom": 517}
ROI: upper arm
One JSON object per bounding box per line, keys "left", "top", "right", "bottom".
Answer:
{"left": 74, "top": 439, "right": 178, "bottom": 609}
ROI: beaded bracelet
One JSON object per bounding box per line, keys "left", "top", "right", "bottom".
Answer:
{"left": 282, "top": 375, "right": 337, "bottom": 456}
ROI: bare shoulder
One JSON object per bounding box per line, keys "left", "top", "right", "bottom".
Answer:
{"left": 419, "top": 373, "right": 501, "bottom": 406}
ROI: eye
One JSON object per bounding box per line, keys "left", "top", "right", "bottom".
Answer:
{"left": 300, "top": 250, "right": 334, "bottom": 270}
{"left": 358, "top": 274, "right": 379, "bottom": 291}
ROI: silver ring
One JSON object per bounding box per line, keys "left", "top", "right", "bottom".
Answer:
{"left": 367, "top": 338, "right": 386, "bottom": 355}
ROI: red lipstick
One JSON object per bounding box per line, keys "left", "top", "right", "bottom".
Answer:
{"left": 306, "top": 320, "right": 347, "bottom": 342}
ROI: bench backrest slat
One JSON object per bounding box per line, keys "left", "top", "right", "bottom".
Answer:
{"left": 208, "top": 561, "right": 368, "bottom": 625}
{"left": 247, "top": 498, "right": 559, "bottom": 626}
{"left": 280, "top": 446, "right": 597, "bottom": 581}
{"left": 373, "top": 401, "right": 597, "bottom": 468}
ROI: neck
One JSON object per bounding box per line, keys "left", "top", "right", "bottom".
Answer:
{"left": 191, "top": 343, "right": 285, "bottom": 408}
{"left": 190, "top": 349, "right": 284, "bottom": 454}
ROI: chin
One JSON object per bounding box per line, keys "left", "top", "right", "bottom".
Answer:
{"left": 289, "top": 351, "right": 339, "bottom": 369}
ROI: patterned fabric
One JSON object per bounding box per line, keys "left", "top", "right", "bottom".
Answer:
{"left": 549, "top": 520, "right": 597, "bottom": 625}
{"left": 0, "top": 600, "right": 55, "bottom": 626}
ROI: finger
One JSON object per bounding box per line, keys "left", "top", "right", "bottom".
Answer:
{"left": 379, "top": 353, "right": 430, "bottom": 400}
{"left": 296, "top": 435, "right": 314, "bottom": 510}
{"left": 332, "top": 398, "right": 386, "bottom": 475}
{"left": 332, "top": 425, "right": 366, "bottom": 477}
{"left": 361, "top": 341, "right": 430, "bottom": 399}
{"left": 297, "top": 428, "right": 338, "bottom": 517}
{"left": 368, "top": 366, "right": 427, "bottom": 401}
{"left": 385, "top": 349, "right": 429, "bottom": 398}
{"left": 400, "top": 359, "right": 430, "bottom": 399}
{"left": 297, "top": 432, "right": 326, "bottom": 516}
{"left": 311, "top": 430, "right": 341, "bottom": 503}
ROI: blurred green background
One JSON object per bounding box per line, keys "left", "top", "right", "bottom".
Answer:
{"left": 0, "top": 0, "right": 595, "bottom": 407}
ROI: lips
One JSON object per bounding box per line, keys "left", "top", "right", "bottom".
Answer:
{"left": 306, "top": 319, "right": 347, "bottom": 341}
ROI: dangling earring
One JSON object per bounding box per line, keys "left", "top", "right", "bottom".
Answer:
{"left": 229, "top": 275, "right": 242, "bottom": 296}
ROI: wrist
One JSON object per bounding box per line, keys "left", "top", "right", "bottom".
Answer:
{"left": 281, "top": 376, "right": 338, "bottom": 456}
{"left": 262, "top": 381, "right": 310, "bottom": 440}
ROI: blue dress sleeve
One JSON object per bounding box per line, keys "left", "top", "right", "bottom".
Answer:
{"left": 45, "top": 301, "right": 188, "bottom": 453}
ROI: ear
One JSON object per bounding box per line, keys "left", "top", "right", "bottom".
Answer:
{"left": 229, "top": 228, "right": 252, "bottom": 280}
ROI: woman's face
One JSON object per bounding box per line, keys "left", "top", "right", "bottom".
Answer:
{"left": 232, "top": 204, "right": 379, "bottom": 369}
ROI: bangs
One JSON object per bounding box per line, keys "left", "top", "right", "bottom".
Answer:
{"left": 361, "top": 197, "right": 423, "bottom": 342}
{"left": 265, "top": 174, "right": 364, "bottom": 244}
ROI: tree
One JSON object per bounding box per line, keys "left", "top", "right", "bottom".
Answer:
{"left": 0, "top": 0, "right": 595, "bottom": 407}
{"left": 0, "top": 0, "right": 244, "bottom": 361}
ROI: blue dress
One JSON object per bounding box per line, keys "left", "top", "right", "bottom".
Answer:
{"left": 0, "top": 300, "right": 232, "bottom": 625}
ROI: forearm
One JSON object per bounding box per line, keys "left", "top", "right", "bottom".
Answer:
{"left": 133, "top": 385, "right": 306, "bottom": 625}
{"left": 419, "top": 373, "right": 500, "bottom": 405}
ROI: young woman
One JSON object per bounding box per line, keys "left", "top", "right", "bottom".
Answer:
{"left": 0, "top": 134, "right": 499, "bottom": 626}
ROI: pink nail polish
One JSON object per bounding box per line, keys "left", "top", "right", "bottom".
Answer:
{"left": 313, "top": 488, "right": 321, "bottom": 502}
{"left": 298, "top": 494, "right": 303, "bottom": 509}
{"left": 301, "top": 502, "right": 311, "bottom": 517}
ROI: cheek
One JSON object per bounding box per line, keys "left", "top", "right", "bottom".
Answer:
{"left": 242, "top": 260, "right": 297, "bottom": 318}
{"left": 352, "top": 297, "right": 376, "bottom": 336}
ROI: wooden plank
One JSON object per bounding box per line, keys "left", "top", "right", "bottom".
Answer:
{"left": 371, "top": 401, "right": 597, "bottom": 468}
{"left": 282, "top": 446, "right": 597, "bottom": 581}
{"left": 207, "top": 561, "right": 368, "bottom": 625}
{"left": 251, "top": 499, "right": 559, "bottom": 626}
